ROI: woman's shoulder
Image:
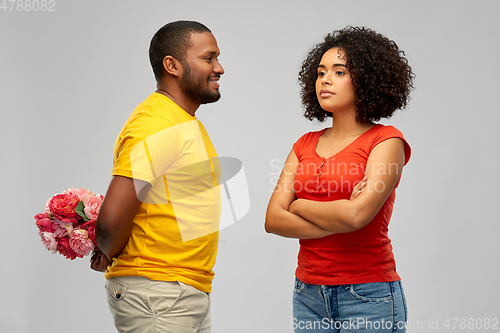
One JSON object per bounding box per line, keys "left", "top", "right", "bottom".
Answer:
{"left": 371, "top": 123, "right": 403, "bottom": 134}
{"left": 292, "top": 128, "right": 326, "bottom": 157}
{"left": 364, "top": 124, "right": 407, "bottom": 142}
{"left": 366, "top": 124, "right": 411, "bottom": 164}
{"left": 294, "top": 128, "right": 327, "bottom": 145}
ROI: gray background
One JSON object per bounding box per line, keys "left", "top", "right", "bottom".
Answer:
{"left": 1, "top": 0, "right": 499, "bottom": 332}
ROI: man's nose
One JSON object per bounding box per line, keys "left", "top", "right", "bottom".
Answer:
{"left": 214, "top": 60, "right": 224, "bottom": 75}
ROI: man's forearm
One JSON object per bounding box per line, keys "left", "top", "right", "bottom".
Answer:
{"left": 96, "top": 221, "right": 133, "bottom": 260}
{"left": 94, "top": 176, "right": 144, "bottom": 260}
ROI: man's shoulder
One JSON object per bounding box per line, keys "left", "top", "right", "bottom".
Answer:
{"left": 124, "top": 94, "right": 176, "bottom": 131}
{"left": 130, "top": 93, "right": 193, "bottom": 126}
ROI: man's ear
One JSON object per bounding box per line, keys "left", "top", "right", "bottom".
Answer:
{"left": 163, "top": 56, "right": 181, "bottom": 77}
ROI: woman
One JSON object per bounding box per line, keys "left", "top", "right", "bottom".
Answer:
{"left": 265, "top": 27, "right": 414, "bottom": 332}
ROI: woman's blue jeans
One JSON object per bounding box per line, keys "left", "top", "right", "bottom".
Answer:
{"left": 292, "top": 277, "right": 408, "bottom": 332}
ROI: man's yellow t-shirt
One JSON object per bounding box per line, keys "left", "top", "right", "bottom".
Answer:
{"left": 105, "top": 92, "right": 221, "bottom": 293}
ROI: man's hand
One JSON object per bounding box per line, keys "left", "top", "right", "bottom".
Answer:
{"left": 90, "top": 248, "right": 112, "bottom": 272}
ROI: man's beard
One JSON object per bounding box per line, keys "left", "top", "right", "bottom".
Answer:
{"left": 180, "top": 62, "right": 221, "bottom": 105}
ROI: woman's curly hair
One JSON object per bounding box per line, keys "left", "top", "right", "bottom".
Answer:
{"left": 298, "top": 26, "right": 415, "bottom": 123}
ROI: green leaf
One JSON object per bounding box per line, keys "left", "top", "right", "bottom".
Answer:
{"left": 75, "top": 201, "right": 89, "bottom": 222}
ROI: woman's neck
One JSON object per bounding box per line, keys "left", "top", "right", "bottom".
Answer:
{"left": 328, "top": 111, "right": 373, "bottom": 139}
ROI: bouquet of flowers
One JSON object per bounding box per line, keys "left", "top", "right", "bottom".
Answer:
{"left": 34, "top": 187, "right": 103, "bottom": 260}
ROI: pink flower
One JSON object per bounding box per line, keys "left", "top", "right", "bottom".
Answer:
{"left": 35, "top": 213, "right": 49, "bottom": 220}
{"left": 40, "top": 232, "right": 57, "bottom": 253}
{"left": 34, "top": 213, "right": 55, "bottom": 233}
{"left": 81, "top": 219, "right": 97, "bottom": 245}
{"left": 63, "top": 187, "right": 92, "bottom": 201}
{"left": 69, "top": 229, "right": 95, "bottom": 256}
{"left": 36, "top": 187, "right": 105, "bottom": 260}
{"left": 48, "top": 193, "right": 80, "bottom": 223}
{"left": 57, "top": 237, "right": 81, "bottom": 260}
{"left": 83, "top": 194, "right": 103, "bottom": 220}
{"left": 53, "top": 219, "right": 72, "bottom": 238}
{"left": 44, "top": 198, "right": 52, "bottom": 214}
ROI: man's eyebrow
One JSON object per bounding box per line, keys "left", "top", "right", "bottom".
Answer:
{"left": 203, "top": 50, "right": 219, "bottom": 56}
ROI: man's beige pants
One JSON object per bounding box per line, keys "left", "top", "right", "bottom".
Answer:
{"left": 105, "top": 276, "right": 211, "bottom": 333}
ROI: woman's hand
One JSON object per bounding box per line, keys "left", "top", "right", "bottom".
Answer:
{"left": 350, "top": 177, "right": 367, "bottom": 199}
{"left": 265, "top": 149, "right": 334, "bottom": 239}
{"left": 290, "top": 176, "right": 367, "bottom": 214}
{"left": 90, "top": 248, "right": 112, "bottom": 272}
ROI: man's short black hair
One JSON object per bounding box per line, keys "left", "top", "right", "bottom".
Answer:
{"left": 149, "top": 21, "right": 211, "bottom": 82}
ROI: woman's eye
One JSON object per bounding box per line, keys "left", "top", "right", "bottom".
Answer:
{"left": 318, "top": 72, "right": 325, "bottom": 77}
{"left": 335, "top": 71, "right": 345, "bottom": 75}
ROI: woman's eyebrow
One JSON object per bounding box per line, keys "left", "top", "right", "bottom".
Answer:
{"left": 317, "top": 63, "right": 347, "bottom": 69}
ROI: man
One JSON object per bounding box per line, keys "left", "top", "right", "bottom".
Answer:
{"left": 90, "top": 21, "right": 224, "bottom": 333}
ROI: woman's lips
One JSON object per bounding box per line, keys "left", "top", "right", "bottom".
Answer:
{"left": 319, "top": 90, "right": 334, "bottom": 98}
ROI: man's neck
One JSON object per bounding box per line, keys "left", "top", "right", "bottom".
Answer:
{"left": 155, "top": 86, "right": 199, "bottom": 117}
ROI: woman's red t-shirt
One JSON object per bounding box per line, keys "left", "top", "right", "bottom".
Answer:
{"left": 292, "top": 124, "right": 411, "bottom": 285}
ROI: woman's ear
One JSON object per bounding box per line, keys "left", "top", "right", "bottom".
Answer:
{"left": 163, "top": 56, "right": 181, "bottom": 77}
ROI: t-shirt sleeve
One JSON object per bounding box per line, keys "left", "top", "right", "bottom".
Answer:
{"left": 371, "top": 125, "right": 411, "bottom": 165}
{"left": 112, "top": 112, "right": 178, "bottom": 185}
{"left": 293, "top": 131, "right": 318, "bottom": 160}
{"left": 292, "top": 137, "right": 303, "bottom": 159}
